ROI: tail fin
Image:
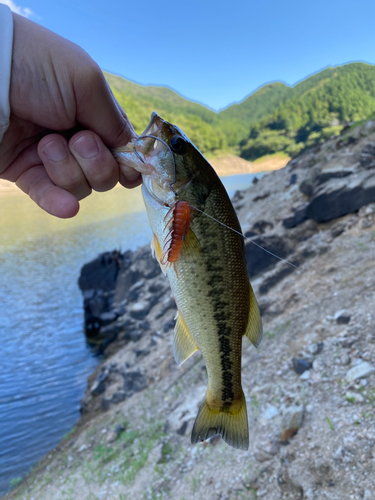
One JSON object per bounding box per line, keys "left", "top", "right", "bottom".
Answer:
{"left": 191, "top": 392, "right": 249, "bottom": 450}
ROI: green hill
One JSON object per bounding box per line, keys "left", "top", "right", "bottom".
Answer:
{"left": 218, "top": 82, "right": 293, "bottom": 144}
{"left": 238, "top": 63, "right": 375, "bottom": 160}
{"left": 104, "top": 72, "right": 225, "bottom": 153}
{"left": 105, "top": 62, "right": 375, "bottom": 160}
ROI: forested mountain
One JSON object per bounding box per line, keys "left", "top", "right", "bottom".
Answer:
{"left": 105, "top": 62, "right": 375, "bottom": 160}
{"left": 104, "top": 72, "right": 225, "bottom": 153}
{"left": 218, "top": 82, "right": 293, "bottom": 143}
{"left": 239, "top": 63, "right": 375, "bottom": 160}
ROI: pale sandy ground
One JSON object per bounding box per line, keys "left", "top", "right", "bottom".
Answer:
{"left": 0, "top": 155, "right": 288, "bottom": 197}
{"left": 207, "top": 154, "right": 289, "bottom": 176}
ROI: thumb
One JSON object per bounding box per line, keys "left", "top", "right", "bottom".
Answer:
{"left": 74, "top": 67, "right": 136, "bottom": 148}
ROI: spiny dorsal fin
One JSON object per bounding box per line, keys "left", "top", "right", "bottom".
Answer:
{"left": 173, "top": 311, "right": 199, "bottom": 366}
{"left": 244, "top": 284, "right": 263, "bottom": 348}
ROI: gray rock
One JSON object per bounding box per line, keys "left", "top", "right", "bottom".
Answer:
{"left": 258, "top": 260, "right": 297, "bottom": 295}
{"left": 99, "top": 311, "right": 118, "bottom": 326}
{"left": 123, "top": 371, "right": 148, "bottom": 395}
{"left": 280, "top": 405, "right": 304, "bottom": 441}
{"left": 78, "top": 250, "right": 126, "bottom": 293}
{"left": 330, "top": 221, "right": 346, "bottom": 238}
{"left": 99, "top": 322, "right": 122, "bottom": 342}
{"left": 254, "top": 448, "right": 273, "bottom": 462}
{"left": 300, "top": 370, "right": 311, "bottom": 381}
{"left": 299, "top": 166, "right": 353, "bottom": 197}
{"left": 130, "top": 302, "right": 148, "bottom": 319}
{"left": 260, "top": 404, "right": 279, "bottom": 422}
{"left": 123, "top": 325, "right": 143, "bottom": 342}
{"left": 106, "top": 424, "right": 125, "bottom": 443}
{"left": 111, "top": 391, "right": 127, "bottom": 404}
{"left": 250, "top": 219, "right": 275, "bottom": 234}
{"left": 287, "top": 218, "right": 318, "bottom": 242}
{"left": 307, "top": 342, "right": 324, "bottom": 355}
{"left": 245, "top": 234, "right": 292, "bottom": 278}
{"left": 292, "top": 358, "right": 312, "bottom": 374}
{"left": 359, "top": 143, "right": 375, "bottom": 169}
{"left": 334, "top": 446, "right": 343, "bottom": 460}
{"left": 340, "top": 353, "right": 351, "bottom": 366}
{"left": 282, "top": 204, "right": 308, "bottom": 229}
{"left": 306, "top": 171, "right": 375, "bottom": 222}
{"left": 90, "top": 367, "right": 110, "bottom": 396}
{"left": 334, "top": 310, "right": 351, "bottom": 324}
{"left": 345, "top": 361, "right": 375, "bottom": 383}
{"left": 289, "top": 173, "right": 298, "bottom": 185}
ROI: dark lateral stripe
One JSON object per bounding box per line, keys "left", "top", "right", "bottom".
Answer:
{"left": 207, "top": 263, "right": 235, "bottom": 404}
{"left": 200, "top": 212, "right": 236, "bottom": 405}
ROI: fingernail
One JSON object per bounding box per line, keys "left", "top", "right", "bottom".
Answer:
{"left": 71, "top": 136, "right": 100, "bottom": 159}
{"left": 42, "top": 140, "right": 68, "bottom": 162}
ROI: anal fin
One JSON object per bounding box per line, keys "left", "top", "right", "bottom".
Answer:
{"left": 173, "top": 311, "right": 199, "bottom": 366}
{"left": 244, "top": 283, "right": 263, "bottom": 348}
{"left": 151, "top": 233, "right": 168, "bottom": 275}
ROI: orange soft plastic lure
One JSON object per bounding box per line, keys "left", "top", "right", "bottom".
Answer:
{"left": 162, "top": 200, "right": 191, "bottom": 265}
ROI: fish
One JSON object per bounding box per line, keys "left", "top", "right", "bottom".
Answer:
{"left": 113, "top": 112, "right": 262, "bottom": 450}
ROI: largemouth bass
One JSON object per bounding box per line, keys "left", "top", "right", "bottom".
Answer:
{"left": 114, "top": 113, "right": 262, "bottom": 450}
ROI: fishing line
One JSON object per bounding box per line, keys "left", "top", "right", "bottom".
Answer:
{"left": 188, "top": 204, "right": 298, "bottom": 270}
{"left": 135, "top": 135, "right": 178, "bottom": 195}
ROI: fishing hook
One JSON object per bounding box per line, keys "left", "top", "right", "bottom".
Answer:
{"left": 134, "top": 135, "right": 178, "bottom": 196}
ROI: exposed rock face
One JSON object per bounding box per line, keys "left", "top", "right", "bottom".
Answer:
{"left": 306, "top": 171, "right": 375, "bottom": 222}
{"left": 78, "top": 250, "right": 132, "bottom": 336}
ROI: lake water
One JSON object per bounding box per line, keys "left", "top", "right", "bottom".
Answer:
{"left": 0, "top": 173, "right": 259, "bottom": 496}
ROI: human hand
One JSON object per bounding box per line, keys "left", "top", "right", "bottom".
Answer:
{"left": 0, "top": 13, "right": 141, "bottom": 218}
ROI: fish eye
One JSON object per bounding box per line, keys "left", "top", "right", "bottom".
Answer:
{"left": 170, "top": 135, "right": 187, "bottom": 155}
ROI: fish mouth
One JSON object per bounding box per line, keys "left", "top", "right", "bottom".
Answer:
{"left": 112, "top": 112, "right": 169, "bottom": 174}
{"left": 113, "top": 112, "right": 190, "bottom": 203}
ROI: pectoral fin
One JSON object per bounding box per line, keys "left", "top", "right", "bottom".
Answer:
{"left": 173, "top": 311, "right": 199, "bottom": 366}
{"left": 244, "top": 283, "right": 263, "bottom": 348}
{"left": 179, "top": 227, "right": 201, "bottom": 259}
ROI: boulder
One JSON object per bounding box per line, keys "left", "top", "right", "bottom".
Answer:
{"left": 306, "top": 171, "right": 375, "bottom": 222}
{"left": 283, "top": 204, "right": 309, "bottom": 228}
{"left": 78, "top": 250, "right": 130, "bottom": 293}
{"left": 345, "top": 362, "right": 375, "bottom": 383}
{"left": 245, "top": 234, "right": 292, "bottom": 278}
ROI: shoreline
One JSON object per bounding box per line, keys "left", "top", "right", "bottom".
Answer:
{"left": 0, "top": 153, "right": 289, "bottom": 197}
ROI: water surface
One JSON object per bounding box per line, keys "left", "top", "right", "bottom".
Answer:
{"left": 0, "top": 186, "right": 151, "bottom": 496}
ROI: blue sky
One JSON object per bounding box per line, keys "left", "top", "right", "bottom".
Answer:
{"left": 4, "top": 0, "right": 375, "bottom": 110}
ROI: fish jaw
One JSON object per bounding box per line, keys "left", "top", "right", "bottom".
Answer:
{"left": 112, "top": 138, "right": 153, "bottom": 176}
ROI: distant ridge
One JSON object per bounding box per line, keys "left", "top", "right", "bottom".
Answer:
{"left": 105, "top": 62, "right": 375, "bottom": 160}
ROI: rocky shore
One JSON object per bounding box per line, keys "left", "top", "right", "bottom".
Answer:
{"left": 6, "top": 119, "right": 375, "bottom": 500}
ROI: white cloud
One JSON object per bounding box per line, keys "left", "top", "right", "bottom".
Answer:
{"left": 0, "top": 0, "right": 34, "bottom": 18}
